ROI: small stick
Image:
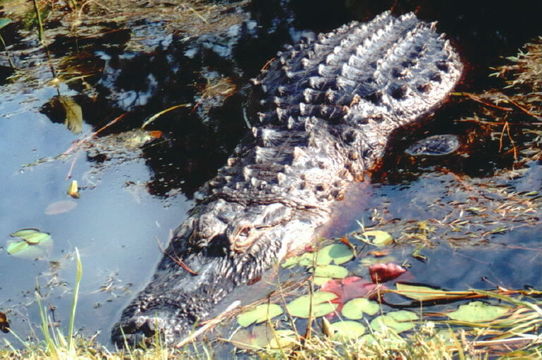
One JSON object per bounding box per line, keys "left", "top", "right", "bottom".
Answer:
{"left": 452, "top": 92, "right": 513, "bottom": 112}
{"left": 175, "top": 301, "right": 241, "bottom": 348}
{"left": 507, "top": 98, "right": 542, "bottom": 120}
{"left": 155, "top": 235, "right": 198, "bottom": 275}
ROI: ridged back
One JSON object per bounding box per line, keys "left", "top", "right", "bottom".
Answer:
{"left": 254, "top": 11, "right": 462, "bottom": 128}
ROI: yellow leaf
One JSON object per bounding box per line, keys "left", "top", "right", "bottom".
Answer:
{"left": 67, "top": 180, "right": 80, "bottom": 199}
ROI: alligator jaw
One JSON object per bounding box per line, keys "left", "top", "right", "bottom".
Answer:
{"left": 112, "top": 250, "right": 255, "bottom": 346}
{"left": 111, "top": 207, "right": 318, "bottom": 347}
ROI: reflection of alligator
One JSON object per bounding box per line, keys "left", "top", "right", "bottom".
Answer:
{"left": 112, "top": 11, "right": 462, "bottom": 345}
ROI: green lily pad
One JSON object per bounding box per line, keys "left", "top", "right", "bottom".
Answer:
{"left": 297, "top": 252, "right": 317, "bottom": 267}
{"left": 370, "top": 310, "right": 418, "bottom": 333}
{"left": 313, "top": 264, "right": 348, "bottom": 279}
{"left": 230, "top": 324, "right": 272, "bottom": 350}
{"left": 281, "top": 252, "right": 316, "bottom": 268}
{"left": 286, "top": 291, "right": 338, "bottom": 318}
{"left": 360, "top": 334, "right": 378, "bottom": 345}
{"left": 230, "top": 324, "right": 297, "bottom": 351}
{"left": 329, "top": 320, "right": 366, "bottom": 339}
{"left": 10, "top": 228, "right": 51, "bottom": 245}
{"left": 281, "top": 256, "right": 302, "bottom": 268}
{"left": 0, "top": 18, "right": 12, "bottom": 30}
{"left": 267, "top": 329, "right": 297, "bottom": 349}
{"left": 313, "top": 277, "right": 332, "bottom": 286}
{"left": 237, "top": 304, "right": 283, "bottom": 327}
{"left": 358, "top": 230, "right": 393, "bottom": 247}
{"left": 342, "top": 298, "right": 380, "bottom": 320}
{"left": 360, "top": 333, "right": 405, "bottom": 348}
{"left": 6, "top": 240, "right": 30, "bottom": 255}
{"left": 395, "top": 283, "right": 469, "bottom": 302}
{"left": 316, "top": 244, "right": 354, "bottom": 265}
{"left": 447, "top": 301, "right": 509, "bottom": 322}
{"left": 7, "top": 228, "right": 53, "bottom": 259}
{"left": 6, "top": 238, "right": 52, "bottom": 259}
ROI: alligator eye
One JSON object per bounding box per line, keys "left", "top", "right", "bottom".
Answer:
{"left": 232, "top": 226, "right": 254, "bottom": 253}
{"left": 238, "top": 226, "right": 251, "bottom": 238}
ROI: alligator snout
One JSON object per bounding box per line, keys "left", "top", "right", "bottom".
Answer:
{"left": 111, "top": 239, "right": 279, "bottom": 347}
{"left": 112, "top": 302, "right": 197, "bottom": 347}
{"left": 112, "top": 316, "right": 163, "bottom": 347}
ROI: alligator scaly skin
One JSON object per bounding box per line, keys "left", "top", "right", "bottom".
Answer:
{"left": 112, "top": 11, "right": 462, "bottom": 345}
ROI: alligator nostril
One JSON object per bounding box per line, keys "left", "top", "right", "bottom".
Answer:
{"left": 112, "top": 316, "right": 166, "bottom": 348}
{"left": 139, "top": 319, "right": 156, "bottom": 337}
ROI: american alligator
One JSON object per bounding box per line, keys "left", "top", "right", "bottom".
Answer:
{"left": 112, "top": 11, "right": 462, "bottom": 345}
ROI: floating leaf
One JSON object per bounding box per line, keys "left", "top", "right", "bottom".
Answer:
{"left": 360, "top": 334, "right": 377, "bottom": 345}
{"left": 286, "top": 291, "right": 338, "bottom": 318}
{"left": 395, "top": 283, "right": 471, "bottom": 302}
{"left": 67, "top": 180, "right": 80, "bottom": 199}
{"left": 329, "top": 320, "right": 366, "bottom": 339}
{"left": 342, "top": 298, "right": 380, "bottom": 319}
{"left": 313, "top": 277, "right": 331, "bottom": 286}
{"left": 321, "top": 276, "right": 382, "bottom": 307}
{"left": 316, "top": 244, "right": 354, "bottom": 265}
{"left": 45, "top": 200, "right": 78, "bottom": 215}
{"left": 10, "top": 228, "right": 51, "bottom": 244}
{"left": 6, "top": 240, "right": 29, "bottom": 255}
{"left": 11, "top": 228, "right": 41, "bottom": 239}
{"left": 237, "top": 304, "right": 283, "bottom": 327}
{"left": 0, "top": 18, "right": 12, "bottom": 30}
{"left": 360, "top": 333, "right": 405, "bottom": 348}
{"left": 297, "top": 252, "right": 317, "bottom": 267}
{"left": 447, "top": 301, "right": 509, "bottom": 322}
{"left": 230, "top": 324, "right": 297, "bottom": 351}
{"left": 369, "top": 263, "right": 407, "bottom": 283}
{"left": 370, "top": 310, "right": 418, "bottom": 333}
{"left": 281, "top": 252, "right": 316, "bottom": 268}
{"left": 230, "top": 324, "right": 272, "bottom": 350}
{"left": 0, "top": 311, "right": 9, "bottom": 333}
{"left": 7, "top": 238, "right": 53, "bottom": 259}
{"left": 281, "top": 256, "right": 301, "bottom": 268}
{"left": 358, "top": 230, "right": 393, "bottom": 247}
{"left": 313, "top": 264, "right": 348, "bottom": 279}
{"left": 58, "top": 96, "right": 83, "bottom": 134}
{"left": 267, "top": 329, "right": 297, "bottom": 349}
{"left": 7, "top": 229, "right": 53, "bottom": 259}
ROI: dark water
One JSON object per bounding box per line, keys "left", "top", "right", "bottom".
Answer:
{"left": 0, "top": 0, "right": 540, "bottom": 349}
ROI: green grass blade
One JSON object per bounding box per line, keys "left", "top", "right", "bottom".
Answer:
{"left": 68, "top": 248, "right": 83, "bottom": 351}
{"left": 36, "top": 290, "right": 58, "bottom": 358}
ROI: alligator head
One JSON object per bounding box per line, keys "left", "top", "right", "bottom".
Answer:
{"left": 111, "top": 197, "right": 325, "bottom": 346}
